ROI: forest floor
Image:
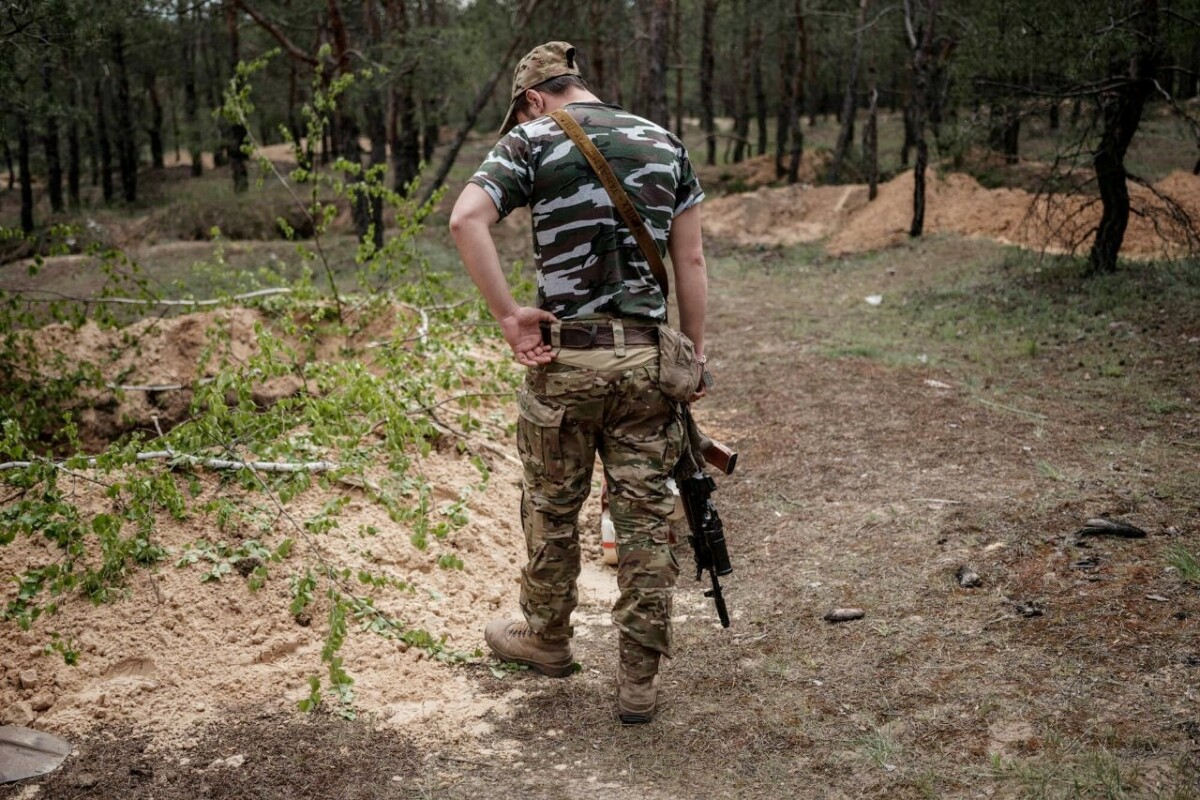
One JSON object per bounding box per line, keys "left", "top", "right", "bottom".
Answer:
{"left": 2, "top": 121, "right": 1200, "bottom": 798}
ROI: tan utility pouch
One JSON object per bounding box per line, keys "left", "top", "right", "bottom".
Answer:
{"left": 656, "top": 324, "right": 699, "bottom": 402}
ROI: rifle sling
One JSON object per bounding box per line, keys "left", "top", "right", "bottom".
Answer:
{"left": 548, "top": 108, "right": 670, "bottom": 300}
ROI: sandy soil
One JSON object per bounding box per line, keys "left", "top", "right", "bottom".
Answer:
{"left": 702, "top": 167, "right": 1200, "bottom": 259}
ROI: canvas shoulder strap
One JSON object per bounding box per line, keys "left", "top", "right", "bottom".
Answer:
{"left": 548, "top": 108, "right": 670, "bottom": 299}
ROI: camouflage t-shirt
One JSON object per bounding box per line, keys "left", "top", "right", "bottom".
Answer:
{"left": 468, "top": 102, "right": 704, "bottom": 323}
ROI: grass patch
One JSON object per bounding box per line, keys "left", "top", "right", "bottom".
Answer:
{"left": 1167, "top": 544, "right": 1200, "bottom": 587}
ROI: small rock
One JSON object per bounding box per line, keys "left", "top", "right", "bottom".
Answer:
{"left": 823, "top": 608, "right": 865, "bottom": 623}
{"left": 18, "top": 669, "right": 38, "bottom": 690}
{"left": 1077, "top": 517, "right": 1147, "bottom": 539}
{"left": 2, "top": 700, "right": 36, "bottom": 726}
{"left": 1013, "top": 602, "right": 1043, "bottom": 618}
{"left": 1146, "top": 594, "right": 1170, "bottom": 602}
{"left": 73, "top": 773, "right": 99, "bottom": 789}
{"left": 955, "top": 566, "right": 982, "bottom": 588}
{"left": 30, "top": 694, "right": 54, "bottom": 712}
{"left": 225, "top": 754, "right": 246, "bottom": 768}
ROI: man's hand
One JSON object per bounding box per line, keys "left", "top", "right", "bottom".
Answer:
{"left": 688, "top": 361, "right": 709, "bottom": 403}
{"left": 500, "top": 306, "right": 558, "bottom": 366}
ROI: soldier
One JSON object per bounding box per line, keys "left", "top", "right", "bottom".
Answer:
{"left": 449, "top": 41, "right": 709, "bottom": 724}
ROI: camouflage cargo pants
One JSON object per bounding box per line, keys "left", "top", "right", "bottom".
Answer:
{"left": 516, "top": 356, "right": 682, "bottom": 658}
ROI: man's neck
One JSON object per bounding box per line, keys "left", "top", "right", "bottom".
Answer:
{"left": 546, "top": 88, "right": 603, "bottom": 113}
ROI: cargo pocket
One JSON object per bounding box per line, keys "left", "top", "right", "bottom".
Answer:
{"left": 517, "top": 386, "right": 566, "bottom": 481}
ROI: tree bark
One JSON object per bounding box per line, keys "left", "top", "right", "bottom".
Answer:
{"left": 180, "top": 0, "right": 203, "bottom": 176}
{"left": 1088, "top": 0, "right": 1160, "bottom": 274}
{"left": 145, "top": 73, "right": 165, "bottom": 170}
{"left": 2, "top": 136, "right": 14, "bottom": 191}
{"left": 900, "top": 99, "right": 915, "bottom": 166}
{"left": 17, "top": 108, "right": 34, "bottom": 233}
{"left": 66, "top": 74, "right": 81, "bottom": 207}
{"left": 753, "top": 20, "right": 767, "bottom": 156}
{"left": 700, "top": 0, "right": 719, "bottom": 166}
{"left": 588, "top": 2, "right": 608, "bottom": 100}
{"left": 361, "top": 0, "right": 387, "bottom": 247}
{"left": 646, "top": 0, "right": 671, "bottom": 127}
{"left": 94, "top": 80, "right": 114, "bottom": 201}
{"left": 828, "top": 0, "right": 868, "bottom": 184}
{"left": 387, "top": 0, "right": 421, "bottom": 192}
{"left": 225, "top": 1, "right": 249, "bottom": 193}
{"left": 786, "top": 1, "right": 806, "bottom": 184}
{"left": 905, "top": 0, "right": 937, "bottom": 238}
{"left": 774, "top": 0, "right": 794, "bottom": 179}
{"left": 731, "top": 0, "right": 752, "bottom": 163}
{"left": 674, "top": 0, "right": 685, "bottom": 137}
{"left": 864, "top": 70, "right": 879, "bottom": 200}
{"left": 112, "top": 30, "right": 138, "bottom": 203}
{"left": 41, "top": 61, "right": 65, "bottom": 213}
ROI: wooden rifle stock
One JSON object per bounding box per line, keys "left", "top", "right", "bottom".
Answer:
{"left": 699, "top": 435, "right": 737, "bottom": 476}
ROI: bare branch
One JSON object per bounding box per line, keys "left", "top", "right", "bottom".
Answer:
{"left": 902, "top": 0, "right": 918, "bottom": 50}
{"left": 235, "top": 0, "right": 320, "bottom": 66}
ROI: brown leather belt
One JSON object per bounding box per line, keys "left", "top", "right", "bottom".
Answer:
{"left": 541, "top": 323, "right": 659, "bottom": 349}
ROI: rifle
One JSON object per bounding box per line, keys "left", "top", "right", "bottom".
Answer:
{"left": 678, "top": 426, "right": 735, "bottom": 628}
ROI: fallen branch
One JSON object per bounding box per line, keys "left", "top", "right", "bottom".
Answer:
{"left": 11, "top": 287, "right": 293, "bottom": 307}
{"left": 0, "top": 452, "right": 337, "bottom": 473}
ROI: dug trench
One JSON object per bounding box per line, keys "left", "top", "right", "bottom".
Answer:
{"left": 3, "top": 232, "right": 1200, "bottom": 799}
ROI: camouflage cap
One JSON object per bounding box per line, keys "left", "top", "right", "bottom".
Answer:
{"left": 499, "top": 41, "right": 581, "bottom": 135}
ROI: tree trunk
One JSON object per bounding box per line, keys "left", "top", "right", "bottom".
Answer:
{"left": 900, "top": 100, "right": 915, "bottom": 166}
{"left": 753, "top": 21, "right": 767, "bottom": 156}
{"left": 66, "top": 75, "right": 81, "bottom": 207}
{"left": 700, "top": 0, "right": 719, "bottom": 166}
{"left": 41, "top": 62, "right": 65, "bottom": 213}
{"left": 112, "top": 30, "right": 138, "bottom": 203}
{"left": 786, "top": 2, "right": 806, "bottom": 184}
{"left": 673, "top": 0, "right": 684, "bottom": 136}
{"left": 905, "top": 0, "right": 937, "bottom": 238}
{"left": 386, "top": 0, "right": 421, "bottom": 192}
{"left": 225, "top": 1, "right": 249, "bottom": 193}
{"left": 1048, "top": 99, "right": 1060, "bottom": 130}
{"left": 146, "top": 73, "right": 165, "bottom": 170}
{"left": 201, "top": 12, "right": 228, "bottom": 168}
{"left": 731, "top": 0, "right": 752, "bottom": 163}
{"left": 864, "top": 71, "right": 879, "bottom": 200}
{"left": 775, "top": 0, "right": 795, "bottom": 179}
{"left": 420, "top": 0, "right": 543, "bottom": 204}
{"left": 362, "top": 0, "right": 387, "bottom": 247}
{"left": 2, "top": 137, "right": 14, "bottom": 191}
{"left": 588, "top": 2, "right": 608, "bottom": 100}
{"left": 17, "top": 108, "right": 35, "bottom": 233}
{"left": 646, "top": 0, "right": 671, "bottom": 127}
{"left": 828, "top": 0, "right": 868, "bottom": 184}
{"left": 419, "top": 0, "right": 441, "bottom": 163}
{"left": 180, "top": 0, "right": 203, "bottom": 176}
{"left": 95, "top": 81, "right": 115, "bottom": 203}
{"left": 1088, "top": 0, "right": 1159, "bottom": 274}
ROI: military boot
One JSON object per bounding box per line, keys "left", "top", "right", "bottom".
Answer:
{"left": 484, "top": 619, "right": 574, "bottom": 677}
{"left": 617, "top": 635, "right": 661, "bottom": 724}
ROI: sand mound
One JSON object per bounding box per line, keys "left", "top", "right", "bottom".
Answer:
{"left": 0, "top": 306, "right": 554, "bottom": 748}
{"left": 705, "top": 167, "right": 1200, "bottom": 259}
{"left": 704, "top": 183, "right": 870, "bottom": 247}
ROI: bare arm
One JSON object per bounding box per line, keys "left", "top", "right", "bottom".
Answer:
{"left": 449, "top": 183, "right": 556, "bottom": 366}
{"left": 668, "top": 204, "right": 708, "bottom": 359}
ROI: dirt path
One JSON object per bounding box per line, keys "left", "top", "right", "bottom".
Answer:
{"left": 4, "top": 234, "right": 1199, "bottom": 800}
